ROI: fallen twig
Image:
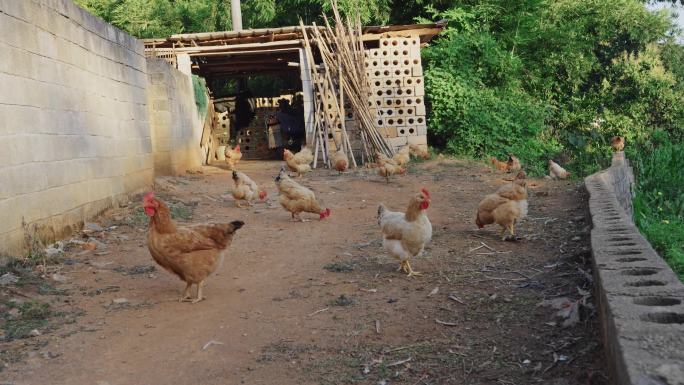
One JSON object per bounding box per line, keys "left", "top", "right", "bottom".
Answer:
{"left": 483, "top": 275, "right": 528, "bottom": 281}
{"left": 202, "top": 340, "right": 224, "bottom": 351}
{"left": 436, "top": 319, "right": 458, "bottom": 326}
{"left": 448, "top": 295, "right": 466, "bottom": 305}
{"left": 307, "top": 307, "right": 329, "bottom": 317}
{"left": 387, "top": 357, "right": 412, "bottom": 367}
{"left": 468, "top": 245, "right": 485, "bottom": 253}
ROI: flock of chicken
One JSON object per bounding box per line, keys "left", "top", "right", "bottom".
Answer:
{"left": 141, "top": 136, "right": 625, "bottom": 303}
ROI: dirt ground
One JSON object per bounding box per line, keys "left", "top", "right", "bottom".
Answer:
{"left": 0, "top": 158, "right": 609, "bottom": 385}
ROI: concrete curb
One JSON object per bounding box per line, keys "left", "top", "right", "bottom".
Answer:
{"left": 585, "top": 152, "right": 684, "bottom": 385}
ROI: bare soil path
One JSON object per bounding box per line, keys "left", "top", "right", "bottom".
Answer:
{"left": 1, "top": 159, "right": 607, "bottom": 385}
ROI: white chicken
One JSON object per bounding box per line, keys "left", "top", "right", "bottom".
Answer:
{"left": 378, "top": 188, "right": 432, "bottom": 277}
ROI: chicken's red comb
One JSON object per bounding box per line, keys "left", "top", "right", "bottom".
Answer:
{"left": 421, "top": 188, "right": 430, "bottom": 199}
{"left": 143, "top": 192, "right": 155, "bottom": 201}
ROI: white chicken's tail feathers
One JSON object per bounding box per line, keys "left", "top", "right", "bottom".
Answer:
{"left": 377, "top": 204, "right": 387, "bottom": 224}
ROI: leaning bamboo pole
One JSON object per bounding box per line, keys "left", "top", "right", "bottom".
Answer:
{"left": 299, "top": 2, "right": 394, "bottom": 166}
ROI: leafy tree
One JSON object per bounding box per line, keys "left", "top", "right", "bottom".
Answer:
{"left": 422, "top": 0, "right": 684, "bottom": 174}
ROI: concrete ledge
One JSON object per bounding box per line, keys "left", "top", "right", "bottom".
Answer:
{"left": 585, "top": 152, "right": 684, "bottom": 385}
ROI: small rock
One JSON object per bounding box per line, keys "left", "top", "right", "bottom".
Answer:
{"left": 41, "top": 351, "right": 60, "bottom": 359}
{"left": 91, "top": 261, "right": 113, "bottom": 269}
{"left": 656, "top": 364, "right": 684, "bottom": 385}
{"left": 7, "top": 308, "right": 19, "bottom": 319}
{"left": 52, "top": 273, "right": 69, "bottom": 283}
{"left": 0, "top": 272, "right": 19, "bottom": 285}
{"left": 112, "top": 298, "right": 129, "bottom": 305}
{"left": 45, "top": 246, "right": 62, "bottom": 257}
{"left": 84, "top": 222, "right": 104, "bottom": 232}
{"left": 29, "top": 329, "right": 42, "bottom": 337}
{"left": 571, "top": 236, "right": 581, "bottom": 241}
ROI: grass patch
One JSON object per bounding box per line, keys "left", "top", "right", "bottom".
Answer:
{"left": 329, "top": 295, "right": 356, "bottom": 307}
{"left": 113, "top": 265, "right": 156, "bottom": 276}
{"left": 324, "top": 261, "right": 357, "bottom": 273}
{"left": 2, "top": 300, "right": 52, "bottom": 341}
{"left": 630, "top": 143, "right": 684, "bottom": 281}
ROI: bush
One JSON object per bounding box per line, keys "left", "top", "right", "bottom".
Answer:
{"left": 630, "top": 143, "right": 684, "bottom": 280}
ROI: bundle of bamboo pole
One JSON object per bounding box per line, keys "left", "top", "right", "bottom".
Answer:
{"left": 300, "top": 0, "right": 394, "bottom": 168}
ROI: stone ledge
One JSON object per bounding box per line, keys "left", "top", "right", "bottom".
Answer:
{"left": 585, "top": 152, "right": 684, "bottom": 385}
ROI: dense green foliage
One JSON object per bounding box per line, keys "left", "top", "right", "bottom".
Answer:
{"left": 421, "top": 0, "right": 684, "bottom": 175}
{"left": 73, "top": 0, "right": 393, "bottom": 37}
{"left": 192, "top": 75, "right": 209, "bottom": 119}
{"left": 629, "top": 142, "right": 684, "bottom": 280}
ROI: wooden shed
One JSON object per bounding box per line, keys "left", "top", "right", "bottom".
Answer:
{"left": 144, "top": 23, "right": 444, "bottom": 166}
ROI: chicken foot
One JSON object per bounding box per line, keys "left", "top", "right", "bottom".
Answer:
{"left": 399, "top": 260, "right": 422, "bottom": 277}
{"left": 501, "top": 223, "right": 518, "bottom": 241}
{"left": 179, "top": 281, "right": 206, "bottom": 303}
{"left": 192, "top": 281, "right": 206, "bottom": 304}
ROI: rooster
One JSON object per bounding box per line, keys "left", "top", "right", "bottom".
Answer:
{"left": 331, "top": 148, "right": 349, "bottom": 174}
{"left": 548, "top": 159, "right": 571, "bottom": 179}
{"left": 283, "top": 149, "right": 311, "bottom": 177}
{"left": 392, "top": 145, "right": 411, "bottom": 166}
{"left": 275, "top": 168, "right": 331, "bottom": 221}
{"left": 490, "top": 157, "right": 509, "bottom": 172}
{"left": 475, "top": 194, "right": 523, "bottom": 240}
{"left": 231, "top": 171, "right": 267, "bottom": 207}
{"left": 476, "top": 172, "right": 528, "bottom": 240}
{"left": 375, "top": 151, "right": 405, "bottom": 183}
{"left": 293, "top": 145, "right": 314, "bottom": 165}
{"left": 506, "top": 154, "right": 521, "bottom": 172}
{"left": 611, "top": 136, "right": 625, "bottom": 152}
{"left": 497, "top": 171, "right": 528, "bottom": 201}
{"left": 143, "top": 192, "right": 244, "bottom": 303}
{"left": 409, "top": 144, "right": 430, "bottom": 160}
{"left": 378, "top": 188, "right": 432, "bottom": 277}
{"left": 225, "top": 144, "right": 242, "bottom": 170}
{"left": 378, "top": 162, "right": 406, "bottom": 183}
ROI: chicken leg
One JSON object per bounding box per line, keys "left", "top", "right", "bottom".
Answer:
{"left": 192, "top": 281, "right": 206, "bottom": 304}
{"left": 179, "top": 282, "right": 193, "bottom": 302}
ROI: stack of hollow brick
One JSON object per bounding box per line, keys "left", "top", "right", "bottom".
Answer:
{"left": 366, "top": 36, "right": 428, "bottom": 152}
{"left": 324, "top": 36, "right": 428, "bottom": 159}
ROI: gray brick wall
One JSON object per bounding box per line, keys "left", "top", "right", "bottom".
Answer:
{"left": 0, "top": 0, "right": 152, "bottom": 254}
{"left": 585, "top": 152, "right": 684, "bottom": 385}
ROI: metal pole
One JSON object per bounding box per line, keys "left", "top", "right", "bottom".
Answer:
{"left": 231, "top": 0, "right": 243, "bottom": 31}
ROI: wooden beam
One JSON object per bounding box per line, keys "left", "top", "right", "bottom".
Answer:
{"left": 187, "top": 48, "right": 301, "bottom": 57}
{"left": 174, "top": 40, "right": 302, "bottom": 54}
{"left": 361, "top": 27, "right": 443, "bottom": 41}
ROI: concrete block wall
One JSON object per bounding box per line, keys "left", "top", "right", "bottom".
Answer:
{"left": 146, "top": 58, "right": 205, "bottom": 176}
{"left": 585, "top": 152, "right": 684, "bottom": 385}
{"left": 0, "top": 0, "right": 152, "bottom": 254}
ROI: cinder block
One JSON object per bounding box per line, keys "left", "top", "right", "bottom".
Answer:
{"left": 412, "top": 66, "right": 423, "bottom": 76}
{"left": 389, "top": 136, "right": 407, "bottom": 148}
{"left": 407, "top": 135, "right": 428, "bottom": 145}
{"left": 414, "top": 82, "right": 425, "bottom": 96}
{"left": 416, "top": 123, "right": 428, "bottom": 135}
{"left": 415, "top": 104, "right": 426, "bottom": 116}
{"left": 405, "top": 116, "right": 418, "bottom": 127}
{"left": 397, "top": 126, "right": 409, "bottom": 136}
{"left": 382, "top": 126, "right": 398, "bottom": 137}
{"left": 395, "top": 116, "right": 407, "bottom": 127}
